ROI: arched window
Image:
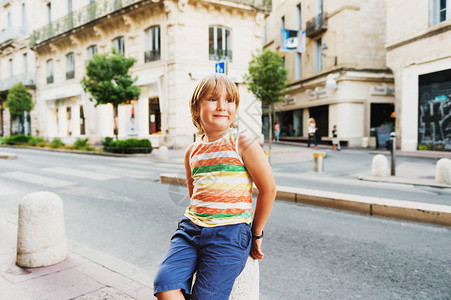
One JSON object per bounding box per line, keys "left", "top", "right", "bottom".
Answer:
{"left": 46, "top": 59, "right": 54, "bottom": 84}
{"left": 112, "top": 36, "right": 125, "bottom": 55}
{"left": 66, "top": 52, "right": 75, "bottom": 79}
{"left": 144, "top": 25, "right": 160, "bottom": 62}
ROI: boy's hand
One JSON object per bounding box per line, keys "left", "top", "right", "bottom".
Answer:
{"left": 250, "top": 238, "right": 264, "bottom": 260}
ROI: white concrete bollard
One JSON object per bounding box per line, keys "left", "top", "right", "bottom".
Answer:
{"left": 16, "top": 191, "right": 67, "bottom": 268}
{"left": 371, "top": 154, "right": 389, "bottom": 177}
{"left": 435, "top": 158, "right": 451, "bottom": 185}
{"left": 229, "top": 256, "right": 259, "bottom": 300}
{"left": 158, "top": 146, "right": 169, "bottom": 161}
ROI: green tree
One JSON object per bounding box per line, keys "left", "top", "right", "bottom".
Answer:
{"left": 5, "top": 82, "right": 33, "bottom": 135}
{"left": 244, "top": 49, "right": 288, "bottom": 162}
{"left": 81, "top": 50, "right": 140, "bottom": 139}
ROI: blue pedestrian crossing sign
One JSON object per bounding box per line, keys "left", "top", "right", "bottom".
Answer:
{"left": 215, "top": 61, "right": 227, "bottom": 74}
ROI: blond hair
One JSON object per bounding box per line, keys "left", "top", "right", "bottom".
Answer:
{"left": 189, "top": 73, "right": 240, "bottom": 135}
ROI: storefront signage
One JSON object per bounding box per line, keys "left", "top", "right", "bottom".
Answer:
{"left": 371, "top": 84, "right": 395, "bottom": 96}
{"left": 282, "top": 98, "right": 295, "bottom": 105}
{"left": 307, "top": 88, "right": 329, "bottom": 100}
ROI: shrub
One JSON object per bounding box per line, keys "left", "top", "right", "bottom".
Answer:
{"left": 102, "top": 137, "right": 114, "bottom": 147}
{"left": 72, "top": 138, "right": 94, "bottom": 151}
{"left": 2, "top": 134, "right": 33, "bottom": 145}
{"left": 49, "top": 138, "right": 65, "bottom": 148}
{"left": 29, "top": 137, "right": 46, "bottom": 147}
{"left": 104, "top": 138, "right": 152, "bottom": 154}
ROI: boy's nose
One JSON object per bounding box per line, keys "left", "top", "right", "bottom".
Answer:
{"left": 216, "top": 100, "right": 226, "bottom": 111}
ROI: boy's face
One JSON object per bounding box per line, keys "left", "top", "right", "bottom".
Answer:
{"left": 198, "top": 84, "right": 236, "bottom": 134}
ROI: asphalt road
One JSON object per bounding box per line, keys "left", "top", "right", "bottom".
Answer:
{"left": 0, "top": 148, "right": 450, "bottom": 299}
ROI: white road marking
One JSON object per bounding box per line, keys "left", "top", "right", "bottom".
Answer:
{"left": 80, "top": 164, "right": 150, "bottom": 179}
{"left": 43, "top": 167, "right": 119, "bottom": 181}
{"left": 0, "top": 171, "right": 74, "bottom": 188}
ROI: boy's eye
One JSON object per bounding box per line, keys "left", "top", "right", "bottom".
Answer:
{"left": 208, "top": 98, "right": 217, "bottom": 101}
{"left": 227, "top": 99, "right": 234, "bottom": 103}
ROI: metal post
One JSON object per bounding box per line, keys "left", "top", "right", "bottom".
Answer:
{"left": 390, "top": 132, "right": 396, "bottom": 176}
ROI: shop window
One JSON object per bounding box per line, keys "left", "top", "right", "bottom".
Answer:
{"left": 149, "top": 97, "right": 161, "bottom": 134}
{"left": 80, "top": 105, "right": 86, "bottom": 135}
{"left": 209, "top": 26, "right": 232, "bottom": 62}
{"left": 144, "top": 26, "right": 161, "bottom": 62}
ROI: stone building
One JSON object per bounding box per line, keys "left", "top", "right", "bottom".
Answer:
{"left": 29, "top": 0, "right": 268, "bottom": 147}
{"left": 386, "top": 0, "right": 451, "bottom": 152}
{"left": 263, "top": 0, "right": 394, "bottom": 147}
{"left": 0, "top": 0, "right": 37, "bottom": 137}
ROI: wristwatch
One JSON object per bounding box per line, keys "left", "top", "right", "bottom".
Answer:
{"left": 252, "top": 231, "right": 264, "bottom": 240}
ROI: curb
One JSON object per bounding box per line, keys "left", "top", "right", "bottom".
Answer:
{"left": 160, "top": 173, "right": 451, "bottom": 227}
{"left": 0, "top": 145, "right": 153, "bottom": 158}
{"left": 0, "top": 152, "right": 17, "bottom": 159}
{"left": 359, "top": 176, "right": 451, "bottom": 189}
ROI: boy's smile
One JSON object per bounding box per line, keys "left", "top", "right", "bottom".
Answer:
{"left": 199, "top": 85, "right": 236, "bottom": 140}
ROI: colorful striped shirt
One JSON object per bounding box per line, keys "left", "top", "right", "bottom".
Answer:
{"left": 185, "top": 129, "right": 253, "bottom": 227}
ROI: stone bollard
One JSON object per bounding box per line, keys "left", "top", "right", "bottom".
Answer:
{"left": 158, "top": 146, "right": 169, "bottom": 161}
{"left": 16, "top": 192, "right": 67, "bottom": 268}
{"left": 229, "top": 256, "right": 259, "bottom": 299}
{"left": 435, "top": 158, "right": 451, "bottom": 185}
{"left": 371, "top": 154, "right": 389, "bottom": 177}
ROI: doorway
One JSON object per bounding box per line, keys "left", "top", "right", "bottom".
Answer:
{"left": 149, "top": 97, "right": 161, "bottom": 134}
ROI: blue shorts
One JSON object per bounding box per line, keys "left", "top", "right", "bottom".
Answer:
{"left": 154, "top": 216, "right": 252, "bottom": 299}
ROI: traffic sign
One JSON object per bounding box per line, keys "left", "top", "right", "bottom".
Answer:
{"left": 215, "top": 61, "right": 227, "bottom": 74}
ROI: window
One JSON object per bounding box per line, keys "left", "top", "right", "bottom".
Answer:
{"left": 7, "top": 11, "right": 12, "bottom": 28}
{"left": 295, "top": 4, "right": 302, "bottom": 29}
{"left": 9, "top": 59, "right": 13, "bottom": 77}
{"left": 47, "top": 2, "right": 51, "bottom": 24}
{"left": 112, "top": 36, "right": 124, "bottom": 55}
{"left": 22, "top": 3, "right": 26, "bottom": 28}
{"left": 209, "top": 26, "right": 232, "bottom": 62}
{"left": 281, "top": 16, "right": 285, "bottom": 29}
{"left": 68, "top": 0, "right": 73, "bottom": 13}
{"left": 47, "top": 59, "right": 54, "bottom": 84}
{"left": 80, "top": 105, "right": 86, "bottom": 135}
{"left": 431, "top": 0, "right": 450, "bottom": 25}
{"left": 87, "top": 45, "right": 97, "bottom": 60}
{"left": 23, "top": 53, "right": 28, "bottom": 74}
{"left": 315, "top": 38, "right": 323, "bottom": 73}
{"left": 66, "top": 52, "right": 75, "bottom": 79}
{"left": 144, "top": 26, "right": 161, "bottom": 62}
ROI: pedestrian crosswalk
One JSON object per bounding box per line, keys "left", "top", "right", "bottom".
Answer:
{"left": 0, "top": 162, "right": 185, "bottom": 198}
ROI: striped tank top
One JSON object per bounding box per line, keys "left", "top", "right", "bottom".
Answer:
{"left": 185, "top": 128, "right": 253, "bottom": 227}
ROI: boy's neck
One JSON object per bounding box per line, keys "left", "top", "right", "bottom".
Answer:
{"left": 203, "top": 128, "right": 230, "bottom": 143}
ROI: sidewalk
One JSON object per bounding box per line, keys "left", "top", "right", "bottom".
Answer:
{"left": 0, "top": 209, "right": 155, "bottom": 299}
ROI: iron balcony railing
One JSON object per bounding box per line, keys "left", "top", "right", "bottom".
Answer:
{"left": 30, "top": 0, "right": 142, "bottom": 47}
{"left": 306, "top": 12, "right": 327, "bottom": 38}
{"left": 0, "top": 73, "right": 36, "bottom": 92}
{"left": 0, "top": 26, "right": 28, "bottom": 46}
{"left": 30, "top": 0, "right": 271, "bottom": 47}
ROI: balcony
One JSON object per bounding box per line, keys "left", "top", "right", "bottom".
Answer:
{"left": 0, "top": 26, "right": 27, "bottom": 47}
{"left": 30, "top": 0, "right": 143, "bottom": 48}
{"left": 306, "top": 12, "right": 327, "bottom": 38}
{"left": 30, "top": 0, "right": 272, "bottom": 48}
{"left": 0, "top": 73, "right": 36, "bottom": 92}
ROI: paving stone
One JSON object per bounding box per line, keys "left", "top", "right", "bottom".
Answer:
{"left": 73, "top": 287, "right": 134, "bottom": 300}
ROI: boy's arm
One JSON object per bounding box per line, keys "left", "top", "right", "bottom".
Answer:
{"left": 239, "top": 133, "right": 276, "bottom": 260}
{"left": 184, "top": 143, "right": 194, "bottom": 197}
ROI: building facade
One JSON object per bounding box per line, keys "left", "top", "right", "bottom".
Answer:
{"left": 0, "top": 0, "right": 37, "bottom": 137}
{"left": 264, "top": 0, "right": 395, "bottom": 147}
{"left": 386, "top": 0, "right": 451, "bottom": 152}
{"left": 28, "top": 0, "right": 268, "bottom": 148}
